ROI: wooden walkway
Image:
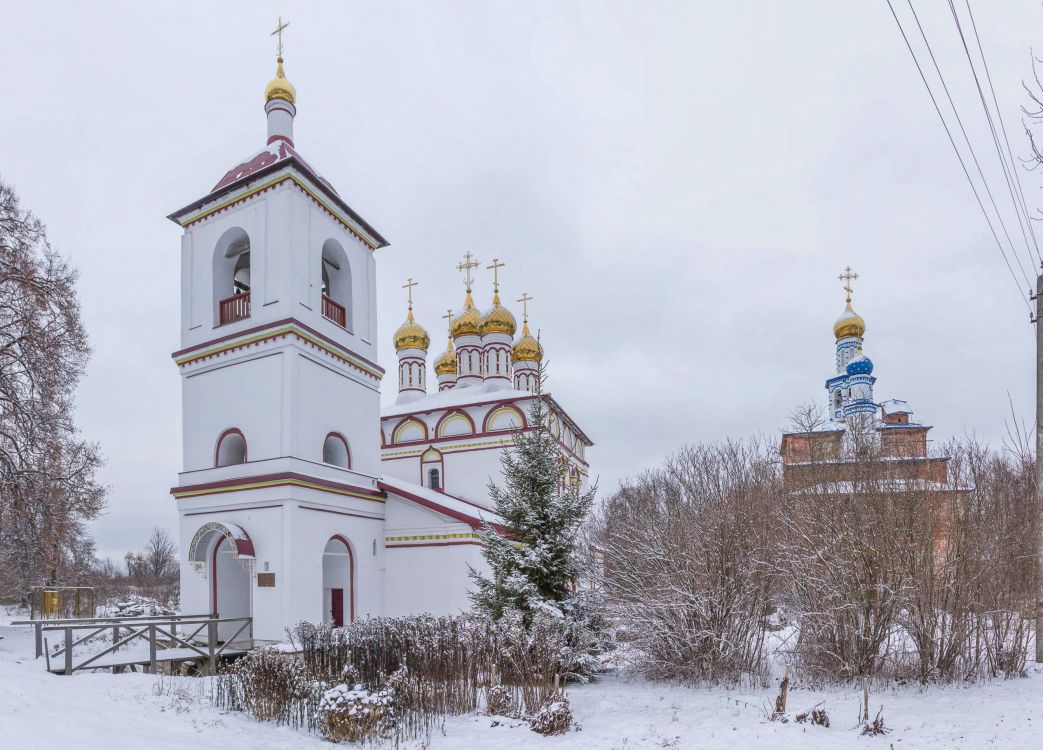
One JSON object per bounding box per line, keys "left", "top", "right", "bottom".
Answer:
{"left": 12, "top": 614, "right": 253, "bottom": 675}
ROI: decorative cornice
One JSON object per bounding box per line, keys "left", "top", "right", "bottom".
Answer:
{"left": 172, "top": 318, "right": 384, "bottom": 380}
{"left": 172, "top": 471, "right": 386, "bottom": 503}
{"left": 169, "top": 163, "right": 388, "bottom": 250}
{"left": 385, "top": 532, "right": 481, "bottom": 546}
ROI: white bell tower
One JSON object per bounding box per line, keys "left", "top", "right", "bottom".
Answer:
{"left": 168, "top": 27, "right": 391, "bottom": 642}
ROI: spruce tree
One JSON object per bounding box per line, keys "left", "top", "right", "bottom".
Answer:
{"left": 470, "top": 368, "right": 595, "bottom": 621}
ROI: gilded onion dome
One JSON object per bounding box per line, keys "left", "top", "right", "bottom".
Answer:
{"left": 512, "top": 321, "right": 542, "bottom": 363}
{"left": 265, "top": 57, "right": 297, "bottom": 105}
{"left": 451, "top": 291, "right": 482, "bottom": 338}
{"left": 434, "top": 339, "right": 457, "bottom": 375}
{"left": 833, "top": 300, "right": 866, "bottom": 340}
{"left": 479, "top": 291, "right": 517, "bottom": 337}
{"left": 393, "top": 308, "right": 430, "bottom": 352}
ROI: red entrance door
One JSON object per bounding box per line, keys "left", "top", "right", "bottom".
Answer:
{"left": 331, "top": 588, "right": 344, "bottom": 627}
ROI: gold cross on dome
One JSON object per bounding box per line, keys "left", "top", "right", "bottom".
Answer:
{"left": 402, "top": 277, "right": 418, "bottom": 308}
{"left": 838, "top": 265, "right": 859, "bottom": 304}
{"left": 487, "top": 258, "right": 505, "bottom": 291}
{"left": 271, "top": 17, "right": 290, "bottom": 59}
{"left": 456, "top": 252, "right": 480, "bottom": 290}
{"left": 517, "top": 292, "right": 533, "bottom": 322}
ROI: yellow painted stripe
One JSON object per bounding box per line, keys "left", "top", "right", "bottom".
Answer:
{"left": 385, "top": 532, "right": 481, "bottom": 543}
{"left": 176, "top": 324, "right": 382, "bottom": 379}
{"left": 173, "top": 478, "right": 385, "bottom": 502}
{"left": 181, "top": 174, "right": 379, "bottom": 250}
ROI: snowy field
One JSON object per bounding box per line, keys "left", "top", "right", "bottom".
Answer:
{"left": 2, "top": 612, "right": 1041, "bottom": 749}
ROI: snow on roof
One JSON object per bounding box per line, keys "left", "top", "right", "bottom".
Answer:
{"left": 378, "top": 475, "right": 505, "bottom": 530}
{"left": 381, "top": 385, "right": 594, "bottom": 447}
{"left": 880, "top": 399, "right": 913, "bottom": 415}
{"left": 211, "top": 140, "right": 339, "bottom": 195}
{"left": 381, "top": 384, "right": 534, "bottom": 419}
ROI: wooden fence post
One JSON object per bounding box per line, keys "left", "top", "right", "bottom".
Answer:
{"left": 64, "top": 628, "right": 73, "bottom": 675}
{"left": 148, "top": 624, "right": 158, "bottom": 674}
{"left": 207, "top": 620, "right": 217, "bottom": 674}
{"left": 34, "top": 623, "right": 42, "bottom": 659}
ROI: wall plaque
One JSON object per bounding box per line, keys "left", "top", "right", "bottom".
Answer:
{"left": 257, "top": 573, "right": 276, "bottom": 588}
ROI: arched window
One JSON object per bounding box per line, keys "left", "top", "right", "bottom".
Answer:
{"left": 213, "top": 227, "right": 251, "bottom": 326}
{"left": 215, "top": 428, "right": 247, "bottom": 467}
{"left": 322, "top": 433, "right": 351, "bottom": 468}
{"left": 428, "top": 468, "right": 441, "bottom": 490}
{"left": 833, "top": 390, "right": 842, "bottom": 411}
{"left": 320, "top": 239, "right": 351, "bottom": 329}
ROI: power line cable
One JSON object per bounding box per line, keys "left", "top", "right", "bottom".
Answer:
{"left": 963, "top": 0, "right": 1041, "bottom": 262}
{"left": 947, "top": 0, "right": 1041, "bottom": 270}
{"left": 904, "top": 0, "right": 1033, "bottom": 289}
{"left": 885, "top": 0, "right": 1031, "bottom": 310}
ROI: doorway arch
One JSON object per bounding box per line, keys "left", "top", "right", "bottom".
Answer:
{"left": 322, "top": 536, "right": 355, "bottom": 627}
{"left": 188, "top": 521, "right": 254, "bottom": 640}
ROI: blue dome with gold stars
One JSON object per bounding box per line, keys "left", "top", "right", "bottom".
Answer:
{"left": 846, "top": 354, "right": 873, "bottom": 376}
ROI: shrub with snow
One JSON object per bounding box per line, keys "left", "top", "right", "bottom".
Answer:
{"left": 318, "top": 682, "right": 396, "bottom": 743}
{"left": 485, "top": 683, "right": 512, "bottom": 717}
{"left": 529, "top": 691, "right": 573, "bottom": 736}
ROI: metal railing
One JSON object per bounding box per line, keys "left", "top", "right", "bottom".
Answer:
{"left": 14, "top": 614, "right": 252, "bottom": 675}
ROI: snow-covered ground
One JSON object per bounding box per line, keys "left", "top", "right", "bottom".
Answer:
{"left": 2, "top": 610, "right": 1041, "bottom": 749}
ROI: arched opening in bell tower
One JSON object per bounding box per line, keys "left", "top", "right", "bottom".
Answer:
{"left": 213, "top": 227, "right": 252, "bottom": 326}
{"left": 320, "top": 239, "right": 351, "bottom": 329}
{"left": 322, "top": 536, "right": 355, "bottom": 627}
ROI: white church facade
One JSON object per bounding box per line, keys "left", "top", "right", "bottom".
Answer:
{"left": 168, "top": 47, "right": 592, "bottom": 642}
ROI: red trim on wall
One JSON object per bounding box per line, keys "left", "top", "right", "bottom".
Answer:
{"left": 378, "top": 481, "right": 507, "bottom": 534}
{"left": 380, "top": 425, "right": 590, "bottom": 468}
{"left": 434, "top": 408, "right": 476, "bottom": 438}
{"left": 482, "top": 404, "right": 527, "bottom": 433}
{"left": 329, "top": 535, "right": 356, "bottom": 623}
{"left": 383, "top": 394, "right": 527, "bottom": 420}
{"left": 184, "top": 504, "right": 283, "bottom": 516}
{"left": 391, "top": 416, "right": 429, "bottom": 444}
{"left": 324, "top": 432, "right": 352, "bottom": 469}
{"left": 211, "top": 538, "right": 220, "bottom": 616}
{"left": 299, "top": 505, "right": 381, "bottom": 521}
{"left": 215, "top": 428, "right": 247, "bottom": 468}
{"left": 386, "top": 540, "right": 482, "bottom": 549}
{"left": 171, "top": 471, "right": 386, "bottom": 501}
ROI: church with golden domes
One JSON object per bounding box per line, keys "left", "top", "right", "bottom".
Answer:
{"left": 166, "top": 27, "right": 592, "bottom": 640}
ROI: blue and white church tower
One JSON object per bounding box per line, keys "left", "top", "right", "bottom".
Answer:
{"left": 825, "top": 266, "right": 876, "bottom": 422}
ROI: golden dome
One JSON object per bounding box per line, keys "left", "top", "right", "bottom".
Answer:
{"left": 393, "top": 309, "right": 430, "bottom": 352}
{"left": 450, "top": 291, "right": 482, "bottom": 338}
{"left": 434, "top": 339, "right": 457, "bottom": 376}
{"left": 512, "top": 322, "right": 542, "bottom": 363}
{"left": 265, "top": 57, "right": 297, "bottom": 105}
{"left": 479, "top": 291, "right": 517, "bottom": 337}
{"left": 833, "top": 301, "right": 866, "bottom": 340}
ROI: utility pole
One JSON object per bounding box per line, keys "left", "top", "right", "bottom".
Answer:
{"left": 1036, "top": 270, "right": 1043, "bottom": 663}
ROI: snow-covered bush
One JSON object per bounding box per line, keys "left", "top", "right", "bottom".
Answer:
{"left": 318, "top": 682, "right": 396, "bottom": 742}
{"left": 280, "top": 613, "right": 571, "bottom": 742}
{"left": 214, "top": 647, "right": 316, "bottom": 726}
{"left": 589, "top": 440, "right": 779, "bottom": 684}
{"left": 529, "top": 691, "right": 573, "bottom": 735}
{"left": 485, "top": 683, "right": 512, "bottom": 716}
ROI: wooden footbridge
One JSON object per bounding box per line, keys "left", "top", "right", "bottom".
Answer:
{"left": 12, "top": 613, "right": 254, "bottom": 675}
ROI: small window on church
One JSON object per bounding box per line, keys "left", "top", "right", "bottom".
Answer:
{"left": 428, "top": 468, "right": 441, "bottom": 490}
{"left": 323, "top": 433, "right": 351, "bottom": 469}
{"left": 216, "top": 429, "right": 247, "bottom": 467}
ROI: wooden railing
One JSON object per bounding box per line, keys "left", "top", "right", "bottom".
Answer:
{"left": 322, "top": 294, "right": 347, "bottom": 328}
{"left": 219, "top": 291, "right": 251, "bottom": 325}
{"left": 16, "top": 614, "right": 252, "bottom": 675}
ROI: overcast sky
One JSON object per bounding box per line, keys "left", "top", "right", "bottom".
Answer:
{"left": 2, "top": 1, "right": 1040, "bottom": 560}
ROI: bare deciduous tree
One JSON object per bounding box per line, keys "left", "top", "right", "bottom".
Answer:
{"left": 0, "top": 178, "right": 105, "bottom": 602}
